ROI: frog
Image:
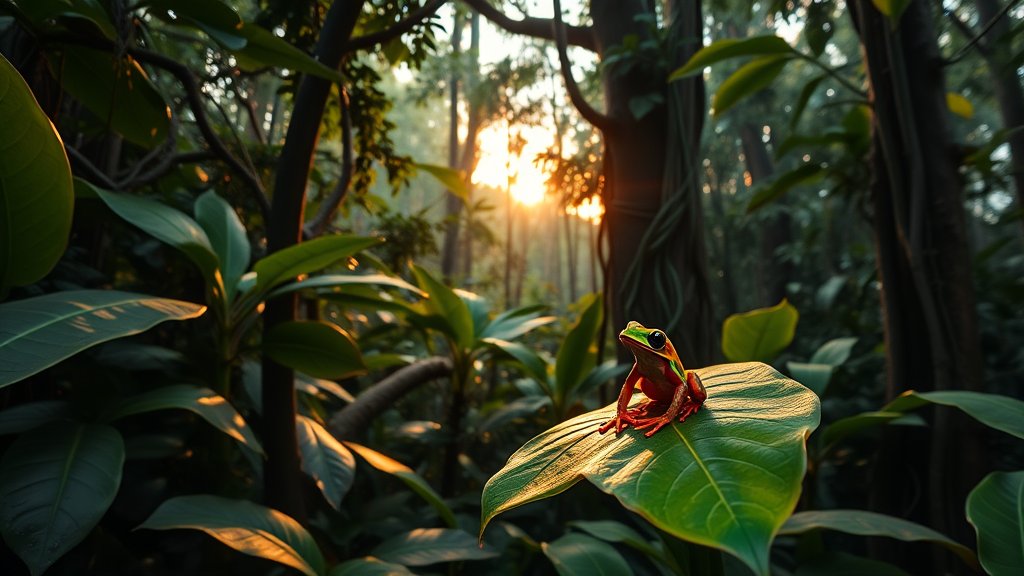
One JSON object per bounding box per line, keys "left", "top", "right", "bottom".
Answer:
{"left": 598, "top": 321, "right": 707, "bottom": 437}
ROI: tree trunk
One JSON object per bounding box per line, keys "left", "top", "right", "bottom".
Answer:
{"left": 853, "top": 0, "right": 986, "bottom": 569}
{"left": 592, "top": 0, "right": 714, "bottom": 366}
{"left": 739, "top": 123, "right": 791, "bottom": 305}
{"left": 440, "top": 11, "right": 464, "bottom": 280}
{"left": 974, "top": 0, "right": 1024, "bottom": 235}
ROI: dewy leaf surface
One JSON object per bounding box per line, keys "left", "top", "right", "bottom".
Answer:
{"left": 481, "top": 362, "right": 820, "bottom": 576}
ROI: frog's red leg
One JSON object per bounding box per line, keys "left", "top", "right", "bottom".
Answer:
{"left": 598, "top": 366, "right": 642, "bottom": 434}
{"left": 633, "top": 372, "right": 705, "bottom": 437}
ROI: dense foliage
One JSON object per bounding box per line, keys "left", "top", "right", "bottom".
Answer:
{"left": 1, "top": 0, "right": 1022, "bottom": 575}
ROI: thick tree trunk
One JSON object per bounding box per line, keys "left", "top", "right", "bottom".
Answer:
{"left": 261, "top": 0, "right": 364, "bottom": 522}
{"left": 853, "top": 0, "right": 986, "bottom": 569}
{"left": 592, "top": 0, "right": 714, "bottom": 366}
{"left": 440, "top": 12, "right": 464, "bottom": 280}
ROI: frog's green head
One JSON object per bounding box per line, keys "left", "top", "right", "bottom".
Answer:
{"left": 618, "top": 321, "right": 681, "bottom": 365}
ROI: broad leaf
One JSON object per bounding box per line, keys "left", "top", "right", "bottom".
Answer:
{"left": 721, "top": 300, "right": 798, "bottom": 363}
{"left": 93, "top": 184, "right": 220, "bottom": 284}
{"left": 138, "top": 494, "right": 326, "bottom": 576}
{"left": 482, "top": 337, "right": 549, "bottom": 386}
{"left": 195, "top": 191, "right": 250, "bottom": 303}
{"left": 0, "top": 422, "right": 124, "bottom": 576}
{"left": 411, "top": 264, "right": 474, "bottom": 348}
{"left": 270, "top": 273, "right": 424, "bottom": 299}
{"left": 966, "top": 471, "right": 1024, "bottom": 576}
{"left": 0, "top": 290, "right": 205, "bottom": 387}
{"left": 0, "top": 400, "right": 71, "bottom": 435}
{"left": 568, "top": 520, "right": 664, "bottom": 561}
{"left": 150, "top": 0, "right": 245, "bottom": 49}
{"left": 479, "top": 396, "right": 552, "bottom": 433}
{"left": 481, "top": 362, "right": 820, "bottom": 576}
{"left": 780, "top": 510, "right": 977, "bottom": 568}
{"left": 252, "top": 235, "right": 379, "bottom": 297}
{"left": 107, "top": 385, "right": 264, "bottom": 455}
{"left": 555, "top": 293, "right": 603, "bottom": 404}
{"left": 329, "top": 558, "right": 414, "bottom": 576}
{"left": 50, "top": 47, "right": 169, "bottom": 147}
{"left": 884, "top": 390, "right": 1024, "bottom": 440}
{"left": 542, "top": 533, "right": 633, "bottom": 576}
{"left": 480, "top": 309, "right": 556, "bottom": 341}
{"left": 345, "top": 441, "right": 456, "bottom": 528}
{"left": 810, "top": 337, "right": 858, "bottom": 365}
{"left": 713, "top": 55, "right": 792, "bottom": 116}
{"left": 0, "top": 53, "right": 74, "bottom": 294}
{"left": 747, "top": 162, "right": 826, "bottom": 213}
{"left": 573, "top": 361, "right": 632, "bottom": 400}
{"left": 16, "top": 0, "right": 117, "bottom": 39}
{"left": 416, "top": 163, "right": 470, "bottom": 201}
{"left": 785, "top": 362, "right": 833, "bottom": 397}
{"left": 819, "top": 411, "right": 925, "bottom": 449}
{"left": 296, "top": 415, "right": 355, "bottom": 511}
{"left": 262, "top": 320, "right": 365, "bottom": 380}
{"left": 371, "top": 528, "right": 498, "bottom": 566}
{"left": 233, "top": 23, "right": 342, "bottom": 83}
{"left": 669, "top": 35, "right": 792, "bottom": 80}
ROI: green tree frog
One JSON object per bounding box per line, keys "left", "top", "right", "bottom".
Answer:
{"left": 598, "top": 321, "right": 707, "bottom": 437}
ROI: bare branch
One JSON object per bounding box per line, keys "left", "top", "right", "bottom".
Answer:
{"left": 67, "top": 146, "right": 117, "bottom": 189}
{"left": 304, "top": 86, "right": 355, "bottom": 238}
{"left": 346, "top": 0, "right": 449, "bottom": 52}
{"left": 329, "top": 357, "right": 453, "bottom": 440}
{"left": 461, "top": 0, "right": 596, "bottom": 52}
{"left": 552, "top": 0, "right": 614, "bottom": 132}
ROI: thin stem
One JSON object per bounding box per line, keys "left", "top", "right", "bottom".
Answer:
{"left": 794, "top": 52, "right": 866, "bottom": 98}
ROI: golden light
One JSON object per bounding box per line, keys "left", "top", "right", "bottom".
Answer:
{"left": 566, "top": 196, "right": 604, "bottom": 225}
{"left": 473, "top": 124, "right": 551, "bottom": 207}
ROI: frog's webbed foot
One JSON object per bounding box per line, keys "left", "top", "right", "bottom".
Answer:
{"left": 598, "top": 413, "right": 637, "bottom": 435}
{"left": 632, "top": 401, "right": 702, "bottom": 438}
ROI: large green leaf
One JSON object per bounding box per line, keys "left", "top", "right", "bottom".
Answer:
{"left": 0, "top": 290, "right": 205, "bottom": 387}
{"left": 542, "top": 533, "right": 633, "bottom": 576}
{"left": 884, "top": 390, "right": 1024, "bottom": 440}
{"left": 810, "top": 337, "right": 858, "bottom": 365}
{"left": 233, "top": 23, "right": 342, "bottom": 83}
{"left": 787, "top": 338, "right": 856, "bottom": 396}
{"left": 194, "top": 191, "right": 250, "bottom": 303}
{"left": 15, "top": 0, "right": 117, "bottom": 39}
{"left": 479, "top": 306, "right": 556, "bottom": 341}
{"left": 669, "top": 35, "right": 792, "bottom": 80}
{"left": 149, "top": 0, "right": 246, "bottom": 49}
{"left": 262, "top": 320, "right": 365, "bottom": 380}
{"left": 779, "top": 510, "right": 977, "bottom": 568}
{"left": 966, "top": 471, "right": 1024, "bottom": 576}
{"left": 252, "top": 235, "right": 379, "bottom": 297}
{"left": 138, "top": 494, "right": 326, "bottom": 576}
{"left": 0, "top": 422, "right": 124, "bottom": 576}
{"left": 345, "top": 441, "right": 457, "bottom": 528}
{"left": 270, "top": 273, "right": 425, "bottom": 300}
{"left": 481, "top": 362, "right": 820, "bottom": 576}
{"left": 567, "top": 520, "right": 664, "bottom": 563}
{"left": 713, "top": 55, "right": 793, "bottom": 116}
{"left": 819, "top": 411, "right": 925, "bottom": 449}
{"left": 50, "top": 47, "right": 169, "bottom": 147}
{"left": 0, "top": 53, "right": 74, "bottom": 294}
{"left": 411, "top": 264, "right": 474, "bottom": 348}
{"left": 482, "top": 337, "right": 549, "bottom": 386}
{"left": 296, "top": 415, "right": 355, "bottom": 511}
{"left": 371, "top": 528, "right": 498, "bottom": 566}
{"left": 721, "top": 300, "right": 798, "bottom": 363}
{"left": 416, "top": 163, "right": 470, "bottom": 201}
{"left": 107, "top": 385, "right": 264, "bottom": 455}
{"left": 554, "top": 293, "right": 603, "bottom": 404}
{"left": 93, "top": 184, "right": 220, "bottom": 284}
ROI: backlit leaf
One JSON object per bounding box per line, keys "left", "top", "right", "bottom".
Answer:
{"left": 195, "top": 191, "right": 250, "bottom": 303}
{"left": 262, "top": 320, "right": 365, "bottom": 380}
{"left": 296, "top": 415, "right": 355, "bottom": 511}
{"left": 669, "top": 36, "right": 792, "bottom": 80}
{"left": 252, "top": 235, "right": 379, "bottom": 297}
{"left": 946, "top": 92, "right": 974, "bottom": 119}
{"left": 138, "top": 494, "right": 326, "bottom": 576}
{"left": 481, "top": 362, "right": 820, "bottom": 576}
{"left": 0, "top": 53, "right": 74, "bottom": 294}
{"left": 371, "top": 528, "right": 498, "bottom": 566}
{"left": 0, "top": 290, "right": 205, "bottom": 387}
{"left": 345, "top": 441, "right": 456, "bottom": 528}
{"left": 721, "top": 300, "right": 798, "bottom": 362}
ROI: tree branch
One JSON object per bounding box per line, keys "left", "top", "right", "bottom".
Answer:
{"left": 552, "top": 0, "right": 614, "bottom": 132}
{"left": 346, "top": 0, "right": 448, "bottom": 52}
{"left": 329, "top": 357, "right": 453, "bottom": 440}
{"left": 461, "top": 0, "right": 596, "bottom": 52}
{"left": 304, "top": 85, "right": 354, "bottom": 238}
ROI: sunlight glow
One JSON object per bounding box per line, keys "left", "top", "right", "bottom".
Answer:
{"left": 473, "top": 124, "right": 552, "bottom": 206}
{"left": 566, "top": 196, "right": 604, "bottom": 225}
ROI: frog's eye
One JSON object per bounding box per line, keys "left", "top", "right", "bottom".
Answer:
{"left": 646, "top": 331, "right": 666, "bottom": 350}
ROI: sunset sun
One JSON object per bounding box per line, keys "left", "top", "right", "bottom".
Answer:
{"left": 473, "top": 124, "right": 551, "bottom": 206}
